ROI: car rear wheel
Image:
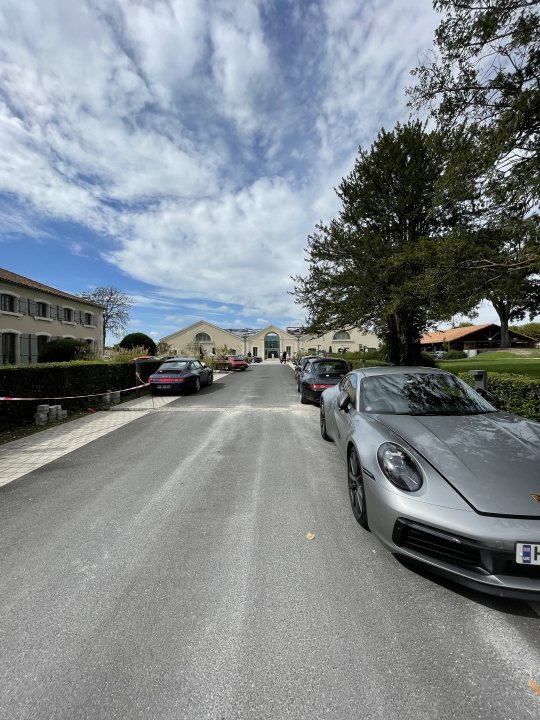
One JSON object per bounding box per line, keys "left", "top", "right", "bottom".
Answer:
{"left": 320, "top": 403, "right": 332, "bottom": 441}
{"left": 300, "top": 388, "right": 309, "bottom": 404}
{"left": 207, "top": 373, "right": 213, "bottom": 386}
{"left": 193, "top": 377, "right": 201, "bottom": 393}
{"left": 348, "top": 448, "right": 369, "bottom": 529}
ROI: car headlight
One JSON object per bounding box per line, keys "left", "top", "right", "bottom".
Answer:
{"left": 377, "top": 442, "right": 423, "bottom": 492}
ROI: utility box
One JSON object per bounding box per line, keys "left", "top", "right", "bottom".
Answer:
{"left": 469, "top": 369, "right": 488, "bottom": 391}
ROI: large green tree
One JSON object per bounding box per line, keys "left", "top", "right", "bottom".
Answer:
{"left": 409, "top": 0, "right": 540, "bottom": 211}
{"left": 293, "top": 122, "right": 477, "bottom": 365}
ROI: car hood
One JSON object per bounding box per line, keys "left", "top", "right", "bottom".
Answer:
{"left": 375, "top": 413, "right": 540, "bottom": 516}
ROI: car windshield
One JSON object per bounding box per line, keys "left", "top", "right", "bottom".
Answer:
{"left": 360, "top": 373, "right": 496, "bottom": 415}
{"left": 230, "top": 356, "right": 244, "bottom": 360}
{"left": 312, "top": 361, "right": 348, "bottom": 373}
{"left": 158, "top": 361, "right": 189, "bottom": 372}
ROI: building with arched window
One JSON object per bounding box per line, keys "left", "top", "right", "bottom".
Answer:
{"left": 160, "top": 320, "right": 379, "bottom": 359}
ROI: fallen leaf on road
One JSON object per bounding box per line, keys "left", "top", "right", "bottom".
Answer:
{"left": 306, "top": 532, "right": 315, "bottom": 540}
{"left": 528, "top": 679, "right": 540, "bottom": 697}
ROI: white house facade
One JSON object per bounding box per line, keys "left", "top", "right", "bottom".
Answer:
{"left": 0, "top": 268, "right": 104, "bottom": 364}
{"left": 161, "top": 320, "right": 379, "bottom": 359}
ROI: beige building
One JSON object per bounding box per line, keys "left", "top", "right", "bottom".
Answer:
{"left": 0, "top": 268, "right": 104, "bottom": 364}
{"left": 161, "top": 320, "right": 379, "bottom": 359}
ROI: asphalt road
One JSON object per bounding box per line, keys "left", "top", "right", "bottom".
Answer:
{"left": 0, "top": 361, "right": 539, "bottom": 719}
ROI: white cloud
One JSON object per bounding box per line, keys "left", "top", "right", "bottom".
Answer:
{"left": 0, "top": 0, "right": 439, "bottom": 325}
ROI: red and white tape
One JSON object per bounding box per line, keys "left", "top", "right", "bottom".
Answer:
{"left": 0, "top": 380, "right": 149, "bottom": 401}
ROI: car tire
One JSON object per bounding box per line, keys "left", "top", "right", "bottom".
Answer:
{"left": 207, "top": 373, "right": 213, "bottom": 386}
{"left": 320, "top": 403, "right": 332, "bottom": 442}
{"left": 348, "top": 447, "right": 369, "bottom": 530}
{"left": 300, "top": 388, "right": 309, "bottom": 404}
{"left": 193, "top": 377, "right": 201, "bottom": 393}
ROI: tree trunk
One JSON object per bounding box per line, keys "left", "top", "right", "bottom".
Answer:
{"left": 491, "top": 300, "right": 510, "bottom": 348}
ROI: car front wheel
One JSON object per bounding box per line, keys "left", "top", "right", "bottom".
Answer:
{"left": 348, "top": 447, "right": 369, "bottom": 529}
{"left": 207, "top": 373, "right": 213, "bottom": 386}
{"left": 300, "top": 388, "right": 309, "bottom": 404}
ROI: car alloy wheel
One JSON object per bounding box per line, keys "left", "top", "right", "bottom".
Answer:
{"left": 207, "top": 373, "right": 213, "bottom": 386}
{"left": 300, "top": 388, "right": 309, "bottom": 404}
{"left": 320, "top": 403, "right": 332, "bottom": 441}
{"left": 348, "top": 448, "right": 369, "bottom": 529}
{"left": 194, "top": 377, "right": 201, "bottom": 393}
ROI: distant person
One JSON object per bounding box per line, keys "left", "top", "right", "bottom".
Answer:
{"left": 281, "top": 351, "right": 287, "bottom": 364}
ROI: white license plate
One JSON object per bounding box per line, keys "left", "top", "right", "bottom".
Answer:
{"left": 159, "top": 384, "right": 172, "bottom": 390}
{"left": 515, "top": 543, "right": 540, "bottom": 564}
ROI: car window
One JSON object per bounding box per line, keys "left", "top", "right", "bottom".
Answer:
{"left": 192, "top": 361, "right": 202, "bottom": 369}
{"left": 313, "top": 360, "right": 349, "bottom": 374}
{"left": 360, "top": 373, "right": 496, "bottom": 415}
{"left": 158, "top": 361, "right": 189, "bottom": 372}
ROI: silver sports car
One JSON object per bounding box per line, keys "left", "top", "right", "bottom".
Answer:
{"left": 319, "top": 366, "right": 540, "bottom": 599}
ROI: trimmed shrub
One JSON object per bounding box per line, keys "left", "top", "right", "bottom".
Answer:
{"left": 119, "top": 333, "right": 157, "bottom": 355}
{"left": 443, "top": 349, "right": 467, "bottom": 360}
{"left": 458, "top": 371, "right": 540, "bottom": 421}
{"left": 38, "top": 338, "right": 87, "bottom": 363}
{"left": 0, "top": 359, "right": 161, "bottom": 431}
{"left": 419, "top": 352, "right": 437, "bottom": 367}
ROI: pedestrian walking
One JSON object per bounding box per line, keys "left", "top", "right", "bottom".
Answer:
{"left": 281, "top": 351, "right": 287, "bottom": 364}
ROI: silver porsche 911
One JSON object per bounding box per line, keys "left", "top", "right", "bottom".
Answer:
{"left": 319, "top": 366, "right": 540, "bottom": 599}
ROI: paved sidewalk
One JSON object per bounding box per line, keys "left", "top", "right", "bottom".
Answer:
{"left": 0, "top": 376, "right": 229, "bottom": 487}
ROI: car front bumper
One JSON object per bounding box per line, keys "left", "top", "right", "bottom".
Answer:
{"left": 365, "top": 475, "right": 540, "bottom": 600}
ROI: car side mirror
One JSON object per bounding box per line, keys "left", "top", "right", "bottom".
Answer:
{"left": 337, "top": 390, "right": 350, "bottom": 412}
{"left": 475, "top": 387, "right": 499, "bottom": 408}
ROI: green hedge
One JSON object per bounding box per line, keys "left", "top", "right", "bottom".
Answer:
{"left": 0, "top": 360, "right": 161, "bottom": 431}
{"left": 458, "top": 371, "right": 540, "bottom": 421}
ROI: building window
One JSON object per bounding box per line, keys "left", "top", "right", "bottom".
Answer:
{"left": 37, "top": 335, "right": 49, "bottom": 354}
{"left": 1, "top": 333, "right": 17, "bottom": 364}
{"left": 195, "top": 332, "right": 211, "bottom": 342}
{"left": 35, "top": 302, "right": 48, "bottom": 318}
{"left": 63, "top": 307, "right": 74, "bottom": 322}
{"left": 84, "top": 312, "right": 93, "bottom": 326}
{"left": 0, "top": 294, "right": 16, "bottom": 313}
{"left": 333, "top": 330, "right": 351, "bottom": 341}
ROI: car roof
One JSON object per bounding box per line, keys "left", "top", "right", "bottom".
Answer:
{"left": 162, "top": 357, "right": 196, "bottom": 362}
{"left": 354, "top": 366, "right": 449, "bottom": 378}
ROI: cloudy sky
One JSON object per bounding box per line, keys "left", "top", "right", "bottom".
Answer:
{"left": 0, "top": 0, "right": 499, "bottom": 342}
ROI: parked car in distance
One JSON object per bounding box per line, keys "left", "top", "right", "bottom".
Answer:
{"left": 319, "top": 365, "right": 540, "bottom": 599}
{"left": 227, "top": 355, "right": 249, "bottom": 370}
{"left": 294, "top": 355, "right": 320, "bottom": 382}
{"left": 251, "top": 356, "right": 263, "bottom": 363}
{"left": 148, "top": 358, "right": 213, "bottom": 394}
{"left": 431, "top": 350, "right": 447, "bottom": 360}
{"left": 298, "top": 357, "right": 350, "bottom": 404}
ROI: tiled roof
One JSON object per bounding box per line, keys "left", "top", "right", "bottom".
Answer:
{"left": 420, "top": 324, "right": 495, "bottom": 344}
{"left": 0, "top": 267, "right": 103, "bottom": 308}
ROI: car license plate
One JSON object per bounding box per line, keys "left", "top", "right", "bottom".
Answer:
{"left": 159, "top": 384, "right": 171, "bottom": 390}
{"left": 516, "top": 543, "right": 540, "bottom": 564}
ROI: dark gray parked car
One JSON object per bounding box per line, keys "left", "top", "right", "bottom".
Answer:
{"left": 319, "top": 366, "right": 540, "bottom": 599}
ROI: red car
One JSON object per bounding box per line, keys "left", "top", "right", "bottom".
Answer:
{"left": 227, "top": 355, "right": 249, "bottom": 370}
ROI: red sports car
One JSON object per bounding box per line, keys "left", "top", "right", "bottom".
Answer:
{"left": 227, "top": 355, "right": 249, "bottom": 370}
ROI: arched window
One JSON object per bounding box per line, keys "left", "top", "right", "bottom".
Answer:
{"left": 333, "top": 330, "right": 351, "bottom": 341}
{"left": 195, "top": 332, "right": 212, "bottom": 343}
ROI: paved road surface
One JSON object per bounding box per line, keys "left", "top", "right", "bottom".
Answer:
{"left": 0, "top": 361, "right": 539, "bottom": 719}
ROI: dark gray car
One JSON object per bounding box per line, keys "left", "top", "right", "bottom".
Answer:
{"left": 319, "top": 366, "right": 540, "bottom": 599}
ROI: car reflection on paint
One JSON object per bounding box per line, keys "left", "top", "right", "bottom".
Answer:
{"left": 148, "top": 358, "right": 213, "bottom": 394}
{"left": 319, "top": 366, "right": 540, "bottom": 599}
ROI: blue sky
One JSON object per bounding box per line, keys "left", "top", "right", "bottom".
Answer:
{"left": 0, "top": 0, "right": 503, "bottom": 343}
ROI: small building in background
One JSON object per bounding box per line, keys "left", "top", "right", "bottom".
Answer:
{"left": 421, "top": 323, "right": 536, "bottom": 353}
{"left": 0, "top": 268, "right": 104, "bottom": 364}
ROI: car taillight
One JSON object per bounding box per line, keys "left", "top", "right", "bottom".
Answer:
{"left": 156, "top": 377, "right": 184, "bottom": 383}
{"left": 308, "top": 383, "right": 333, "bottom": 390}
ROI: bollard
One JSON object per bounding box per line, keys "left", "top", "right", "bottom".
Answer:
{"left": 469, "top": 369, "right": 488, "bottom": 391}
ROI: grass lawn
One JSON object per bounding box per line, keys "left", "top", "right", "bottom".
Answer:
{"left": 438, "top": 350, "right": 540, "bottom": 379}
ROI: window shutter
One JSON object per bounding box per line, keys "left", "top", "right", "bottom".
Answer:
{"left": 30, "top": 335, "right": 39, "bottom": 363}
{"left": 18, "top": 298, "right": 27, "bottom": 315}
{"left": 20, "top": 334, "right": 30, "bottom": 364}
{"left": 28, "top": 300, "right": 37, "bottom": 316}
{"left": 50, "top": 304, "right": 57, "bottom": 320}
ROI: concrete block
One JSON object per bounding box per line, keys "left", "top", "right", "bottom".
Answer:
{"left": 34, "top": 414, "right": 47, "bottom": 425}
{"left": 37, "top": 404, "right": 50, "bottom": 413}
{"left": 48, "top": 407, "right": 58, "bottom": 421}
{"left": 111, "top": 391, "right": 121, "bottom": 404}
